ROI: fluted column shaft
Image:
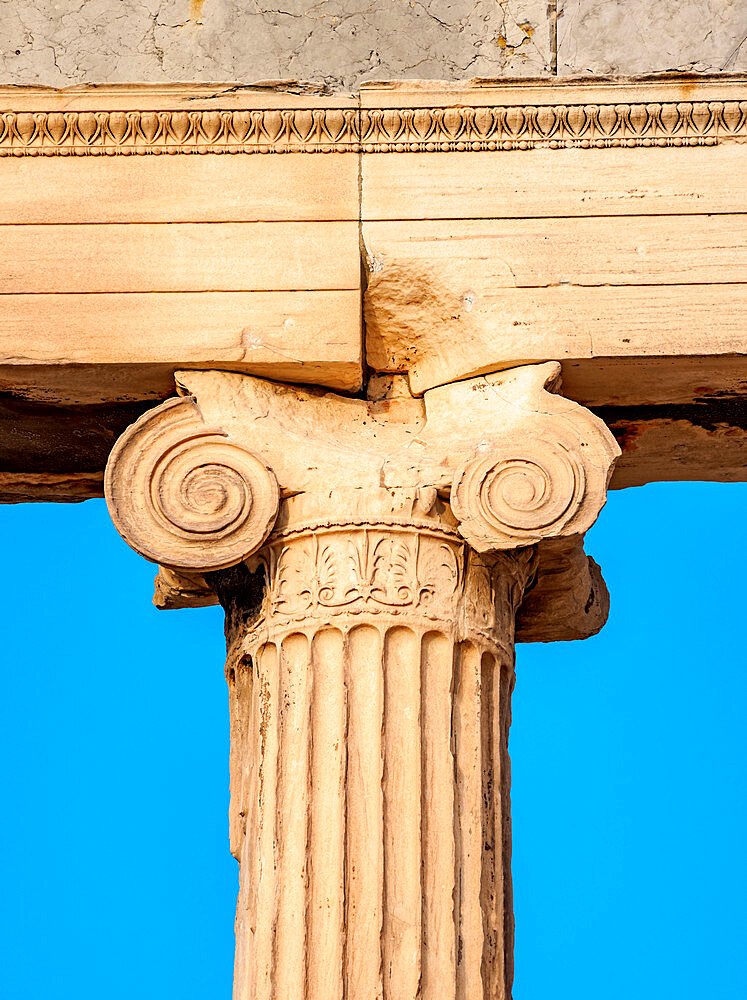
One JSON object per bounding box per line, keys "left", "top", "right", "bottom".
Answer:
{"left": 215, "top": 490, "right": 536, "bottom": 1000}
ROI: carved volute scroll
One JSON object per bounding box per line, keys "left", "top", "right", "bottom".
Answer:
{"left": 104, "top": 395, "right": 279, "bottom": 572}
{"left": 450, "top": 424, "right": 607, "bottom": 551}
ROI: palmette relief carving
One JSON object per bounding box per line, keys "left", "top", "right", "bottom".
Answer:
{"left": 255, "top": 495, "right": 491, "bottom": 640}
{"left": 264, "top": 523, "right": 460, "bottom": 619}
{"left": 243, "top": 490, "right": 537, "bottom": 650}
{"left": 270, "top": 529, "right": 460, "bottom": 614}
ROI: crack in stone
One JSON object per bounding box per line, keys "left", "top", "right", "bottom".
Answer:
{"left": 0, "top": 0, "right": 553, "bottom": 88}
{"left": 1, "top": 0, "right": 744, "bottom": 88}
{"left": 724, "top": 30, "right": 747, "bottom": 69}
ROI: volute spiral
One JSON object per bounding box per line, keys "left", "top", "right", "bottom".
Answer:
{"left": 451, "top": 428, "right": 610, "bottom": 551}
{"left": 105, "top": 396, "right": 279, "bottom": 571}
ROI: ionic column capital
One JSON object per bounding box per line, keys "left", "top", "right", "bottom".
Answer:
{"left": 104, "top": 361, "right": 620, "bottom": 575}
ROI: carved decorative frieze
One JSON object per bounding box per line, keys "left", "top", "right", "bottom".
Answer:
{"left": 358, "top": 99, "right": 747, "bottom": 151}
{"left": 265, "top": 522, "right": 462, "bottom": 621}
{"left": 0, "top": 107, "right": 359, "bottom": 155}
{"left": 2, "top": 99, "right": 745, "bottom": 155}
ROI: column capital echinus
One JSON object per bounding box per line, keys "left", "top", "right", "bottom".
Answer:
{"left": 104, "top": 362, "right": 620, "bottom": 643}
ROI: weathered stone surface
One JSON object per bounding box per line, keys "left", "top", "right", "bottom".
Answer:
{"left": 220, "top": 494, "right": 533, "bottom": 999}
{"left": 515, "top": 535, "right": 610, "bottom": 642}
{"left": 2, "top": 0, "right": 745, "bottom": 93}
{"left": 104, "top": 362, "right": 619, "bottom": 570}
{"left": 558, "top": 0, "right": 747, "bottom": 74}
{"left": 153, "top": 526, "right": 611, "bottom": 644}
{"left": 103, "top": 360, "right": 618, "bottom": 997}
{"left": 0, "top": 2, "right": 743, "bottom": 995}
{"left": 597, "top": 413, "right": 747, "bottom": 490}
{"left": 2, "top": 79, "right": 745, "bottom": 501}
{"left": 0, "top": 0, "right": 552, "bottom": 90}
{"left": 107, "top": 362, "right": 617, "bottom": 642}
{"left": 0, "top": 470, "right": 103, "bottom": 503}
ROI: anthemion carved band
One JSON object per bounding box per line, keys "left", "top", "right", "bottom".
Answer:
{"left": 105, "top": 362, "right": 619, "bottom": 999}
{"left": 2, "top": 99, "right": 745, "bottom": 155}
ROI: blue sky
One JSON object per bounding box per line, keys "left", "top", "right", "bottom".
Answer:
{"left": 0, "top": 481, "right": 744, "bottom": 999}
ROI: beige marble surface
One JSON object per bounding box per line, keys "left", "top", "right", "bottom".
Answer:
{"left": 0, "top": 0, "right": 552, "bottom": 90}
{"left": 558, "top": 0, "right": 747, "bottom": 74}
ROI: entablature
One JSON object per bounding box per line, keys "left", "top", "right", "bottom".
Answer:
{"left": 0, "top": 74, "right": 745, "bottom": 501}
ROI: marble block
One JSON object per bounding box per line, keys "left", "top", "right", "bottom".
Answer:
{"left": 558, "top": 0, "right": 747, "bottom": 74}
